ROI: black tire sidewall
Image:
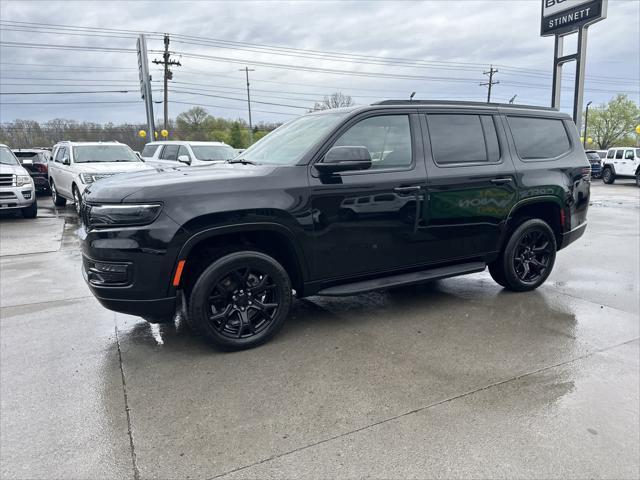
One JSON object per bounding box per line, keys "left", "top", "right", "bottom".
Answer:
{"left": 603, "top": 168, "right": 614, "bottom": 184}
{"left": 51, "top": 181, "right": 66, "bottom": 206}
{"left": 188, "top": 251, "right": 292, "bottom": 350}
{"left": 501, "top": 219, "right": 557, "bottom": 292}
{"left": 22, "top": 199, "right": 37, "bottom": 218}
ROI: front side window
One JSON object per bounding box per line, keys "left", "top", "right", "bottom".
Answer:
{"left": 55, "top": 147, "right": 67, "bottom": 163}
{"left": 615, "top": 150, "right": 623, "bottom": 159}
{"left": 141, "top": 144, "right": 159, "bottom": 157}
{"left": 427, "top": 114, "right": 500, "bottom": 165}
{"left": 191, "top": 145, "right": 236, "bottom": 161}
{"left": 178, "top": 145, "right": 191, "bottom": 160}
{"left": 73, "top": 145, "right": 139, "bottom": 163}
{"left": 508, "top": 116, "right": 571, "bottom": 160}
{"left": 160, "top": 145, "right": 180, "bottom": 161}
{"left": 0, "top": 146, "right": 19, "bottom": 165}
{"left": 333, "top": 115, "right": 412, "bottom": 169}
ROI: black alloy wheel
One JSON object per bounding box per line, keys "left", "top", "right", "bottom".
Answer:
{"left": 494, "top": 218, "right": 557, "bottom": 292}
{"left": 188, "top": 251, "right": 292, "bottom": 350}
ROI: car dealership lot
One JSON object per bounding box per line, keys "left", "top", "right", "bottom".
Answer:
{"left": 1, "top": 182, "right": 638, "bottom": 479}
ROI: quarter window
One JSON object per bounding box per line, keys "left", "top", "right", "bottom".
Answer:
{"left": 615, "top": 150, "right": 623, "bottom": 159}
{"left": 427, "top": 114, "right": 500, "bottom": 165}
{"left": 508, "top": 116, "right": 571, "bottom": 160}
{"left": 333, "top": 115, "right": 412, "bottom": 170}
{"left": 160, "top": 145, "right": 179, "bottom": 161}
{"left": 607, "top": 150, "right": 615, "bottom": 159}
{"left": 141, "top": 144, "right": 160, "bottom": 157}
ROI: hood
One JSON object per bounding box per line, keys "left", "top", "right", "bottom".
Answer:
{"left": 0, "top": 163, "right": 28, "bottom": 176}
{"left": 76, "top": 162, "right": 152, "bottom": 174}
{"left": 85, "top": 163, "right": 280, "bottom": 203}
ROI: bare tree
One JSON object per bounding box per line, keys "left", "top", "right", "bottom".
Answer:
{"left": 311, "top": 92, "right": 354, "bottom": 111}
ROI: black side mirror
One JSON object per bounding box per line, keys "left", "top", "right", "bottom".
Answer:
{"left": 315, "top": 146, "right": 372, "bottom": 174}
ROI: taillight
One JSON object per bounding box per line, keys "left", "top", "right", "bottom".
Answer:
{"left": 560, "top": 209, "right": 566, "bottom": 227}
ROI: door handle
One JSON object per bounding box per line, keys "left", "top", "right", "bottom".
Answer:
{"left": 490, "top": 177, "right": 513, "bottom": 185}
{"left": 393, "top": 185, "right": 421, "bottom": 193}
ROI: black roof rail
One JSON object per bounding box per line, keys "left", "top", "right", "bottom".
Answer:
{"left": 371, "top": 100, "right": 558, "bottom": 111}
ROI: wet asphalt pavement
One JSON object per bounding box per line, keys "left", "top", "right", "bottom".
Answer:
{"left": 0, "top": 181, "right": 638, "bottom": 479}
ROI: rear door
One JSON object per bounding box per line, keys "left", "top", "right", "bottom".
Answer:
{"left": 419, "top": 109, "right": 518, "bottom": 261}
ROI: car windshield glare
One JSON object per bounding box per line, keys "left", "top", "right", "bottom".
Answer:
{"left": 0, "top": 147, "right": 19, "bottom": 165}
{"left": 73, "top": 145, "right": 139, "bottom": 163}
{"left": 239, "top": 112, "right": 350, "bottom": 165}
{"left": 191, "top": 145, "right": 236, "bottom": 161}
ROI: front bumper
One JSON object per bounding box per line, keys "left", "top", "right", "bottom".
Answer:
{"left": 0, "top": 185, "right": 36, "bottom": 210}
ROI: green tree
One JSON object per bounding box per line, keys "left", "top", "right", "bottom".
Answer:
{"left": 176, "top": 106, "right": 211, "bottom": 140}
{"left": 586, "top": 94, "right": 640, "bottom": 150}
{"left": 228, "top": 122, "right": 245, "bottom": 148}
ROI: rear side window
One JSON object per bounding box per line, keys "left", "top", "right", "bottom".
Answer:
{"left": 508, "top": 116, "right": 570, "bottom": 160}
{"left": 615, "top": 150, "right": 623, "bottom": 159}
{"left": 141, "top": 144, "right": 159, "bottom": 157}
{"left": 427, "top": 114, "right": 500, "bottom": 165}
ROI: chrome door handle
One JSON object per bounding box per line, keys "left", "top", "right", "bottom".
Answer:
{"left": 393, "top": 185, "right": 421, "bottom": 193}
{"left": 490, "top": 177, "right": 513, "bottom": 185}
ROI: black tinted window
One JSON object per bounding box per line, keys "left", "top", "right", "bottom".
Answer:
{"left": 615, "top": 150, "right": 623, "bottom": 159}
{"left": 427, "top": 114, "right": 500, "bottom": 165}
{"left": 508, "top": 116, "right": 570, "bottom": 160}
{"left": 160, "top": 145, "right": 179, "bottom": 160}
{"left": 141, "top": 144, "right": 159, "bottom": 157}
{"left": 55, "top": 147, "right": 67, "bottom": 163}
{"left": 333, "top": 115, "right": 412, "bottom": 169}
{"left": 607, "top": 150, "right": 615, "bottom": 159}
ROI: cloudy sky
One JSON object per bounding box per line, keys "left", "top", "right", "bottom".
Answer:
{"left": 0, "top": 0, "right": 638, "bottom": 126}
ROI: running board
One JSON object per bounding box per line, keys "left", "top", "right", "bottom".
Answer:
{"left": 316, "top": 262, "right": 486, "bottom": 296}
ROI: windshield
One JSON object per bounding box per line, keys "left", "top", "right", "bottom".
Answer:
{"left": 191, "top": 145, "right": 236, "bottom": 161}
{"left": 73, "top": 145, "right": 140, "bottom": 163}
{"left": 586, "top": 152, "right": 600, "bottom": 161}
{"left": 0, "top": 146, "right": 20, "bottom": 166}
{"left": 239, "top": 112, "right": 350, "bottom": 165}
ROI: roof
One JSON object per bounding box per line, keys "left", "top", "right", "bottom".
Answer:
{"left": 371, "top": 100, "right": 559, "bottom": 112}
{"left": 12, "top": 148, "right": 50, "bottom": 153}
{"left": 53, "top": 141, "right": 123, "bottom": 146}
{"left": 146, "top": 140, "right": 230, "bottom": 146}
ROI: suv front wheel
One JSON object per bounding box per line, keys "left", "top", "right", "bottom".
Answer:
{"left": 188, "top": 251, "right": 292, "bottom": 350}
{"left": 489, "top": 219, "right": 557, "bottom": 292}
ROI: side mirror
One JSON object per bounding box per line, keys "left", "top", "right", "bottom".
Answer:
{"left": 62, "top": 157, "right": 70, "bottom": 165}
{"left": 178, "top": 155, "right": 191, "bottom": 165}
{"left": 315, "top": 146, "right": 372, "bottom": 174}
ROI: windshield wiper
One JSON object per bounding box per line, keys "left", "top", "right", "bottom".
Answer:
{"left": 227, "top": 158, "right": 257, "bottom": 165}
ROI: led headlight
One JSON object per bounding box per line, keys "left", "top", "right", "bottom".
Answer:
{"left": 80, "top": 173, "right": 95, "bottom": 184}
{"left": 87, "top": 203, "right": 162, "bottom": 228}
{"left": 16, "top": 175, "right": 33, "bottom": 187}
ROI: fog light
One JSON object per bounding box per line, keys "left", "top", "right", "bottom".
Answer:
{"left": 22, "top": 191, "right": 31, "bottom": 200}
{"left": 87, "top": 260, "right": 130, "bottom": 285}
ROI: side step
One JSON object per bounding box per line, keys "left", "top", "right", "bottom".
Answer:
{"left": 316, "top": 262, "right": 486, "bottom": 297}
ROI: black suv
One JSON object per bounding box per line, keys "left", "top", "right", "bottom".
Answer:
{"left": 81, "top": 101, "right": 590, "bottom": 350}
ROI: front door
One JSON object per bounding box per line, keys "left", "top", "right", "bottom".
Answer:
{"left": 419, "top": 111, "right": 518, "bottom": 261}
{"left": 309, "top": 111, "right": 430, "bottom": 280}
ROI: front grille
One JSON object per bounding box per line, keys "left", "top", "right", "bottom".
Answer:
{"left": 0, "top": 174, "right": 15, "bottom": 187}
{"left": 0, "top": 191, "right": 17, "bottom": 199}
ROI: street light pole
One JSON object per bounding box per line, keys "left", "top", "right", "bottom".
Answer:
{"left": 239, "top": 66, "right": 255, "bottom": 144}
{"left": 583, "top": 101, "right": 592, "bottom": 148}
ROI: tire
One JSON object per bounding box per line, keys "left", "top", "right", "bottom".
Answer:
{"left": 636, "top": 170, "right": 640, "bottom": 188}
{"left": 72, "top": 185, "right": 82, "bottom": 215}
{"left": 51, "top": 180, "right": 67, "bottom": 206}
{"left": 188, "top": 251, "right": 292, "bottom": 350}
{"left": 21, "top": 199, "right": 37, "bottom": 219}
{"left": 494, "top": 219, "right": 557, "bottom": 292}
{"left": 602, "top": 167, "right": 615, "bottom": 184}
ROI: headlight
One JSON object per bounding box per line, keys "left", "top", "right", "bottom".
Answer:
{"left": 86, "top": 203, "right": 162, "bottom": 228}
{"left": 80, "top": 173, "right": 95, "bottom": 184}
{"left": 16, "top": 175, "right": 32, "bottom": 187}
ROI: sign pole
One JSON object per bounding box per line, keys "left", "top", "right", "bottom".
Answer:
{"left": 573, "top": 26, "right": 588, "bottom": 131}
{"left": 551, "top": 34, "right": 563, "bottom": 109}
{"left": 137, "top": 34, "right": 155, "bottom": 142}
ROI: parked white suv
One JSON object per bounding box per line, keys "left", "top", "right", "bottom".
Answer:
{"left": 140, "top": 141, "right": 237, "bottom": 167}
{"left": 602, "top": 147, "right": 640, "bottom": 186}
{"left": 49, "top": 141, "right": 152, "bottom": 212}
{"left": 0, "top": 144, "right": 37, "bottom": 218}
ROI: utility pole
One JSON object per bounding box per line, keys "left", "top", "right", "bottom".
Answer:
{"left": 153, "top": 34, "right": 181, "bottom": 134}
{"left": 239, "top": 66, "right": 255, "bottom": 144}
{"left": 480, "top": 65, "right": 499, "bottom": 103}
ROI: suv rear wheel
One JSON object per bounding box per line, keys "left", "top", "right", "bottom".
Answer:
{"left": 51, "top": 180, "right": 67, "bottom": 207}
{"left": 188, "top": 251, "right": 292, "bottom": 350}
{"left": 490, "top": 219, "right": 557, "bottom": 292}
{"left": 602, "top": 166, "right": 615, "bottom": 184}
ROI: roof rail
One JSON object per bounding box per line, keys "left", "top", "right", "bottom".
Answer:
{"left": 371, "top": 100, "right": 558, "bottom": 111}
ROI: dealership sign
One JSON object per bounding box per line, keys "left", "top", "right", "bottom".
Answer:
{"left": 541, "top": 0, "right": 607, "bottom": 36}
